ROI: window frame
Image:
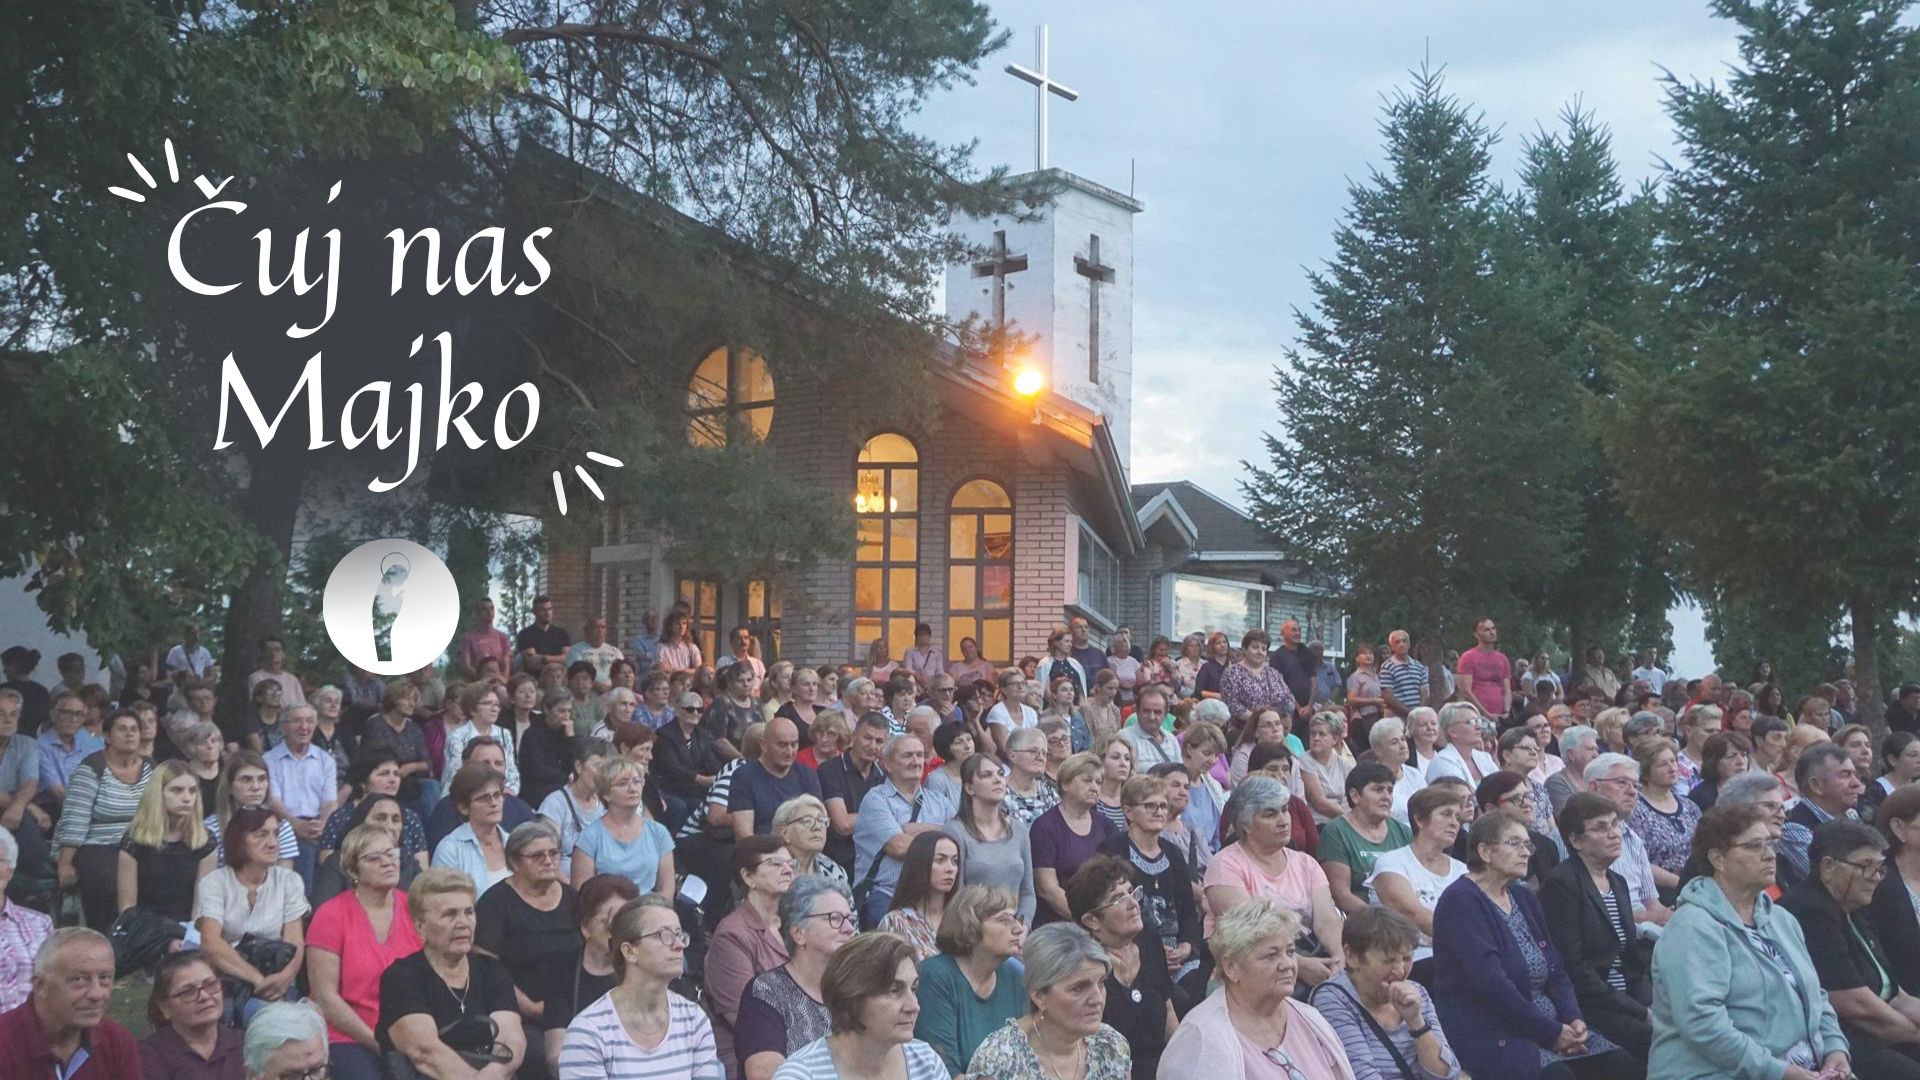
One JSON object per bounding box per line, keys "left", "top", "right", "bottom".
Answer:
{"left": 945, "top": 477, "right": 1015, "bottom": 665}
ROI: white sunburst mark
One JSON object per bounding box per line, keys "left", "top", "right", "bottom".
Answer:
{"left": 551, "top": 451, "right": 625, "bottom": 514}
{"left": 163, "top": 139, "right": 179, "bottom": 183}
{"left": 126, "top": 152, "right": 157, "bottom": 190}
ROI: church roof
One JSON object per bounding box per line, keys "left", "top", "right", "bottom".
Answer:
{"left": 1130, "top": 480, "right": 1278, "bottom": 556}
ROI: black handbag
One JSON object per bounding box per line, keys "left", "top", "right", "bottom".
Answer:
{"left": 439, "top": 1014, "right": 513, "bottom": 1069}
{"left": 107, "top": 908, "right": 184, "bottom": 977}
{"left": 219, "top": 934, "right": 298, "bottom": 1028}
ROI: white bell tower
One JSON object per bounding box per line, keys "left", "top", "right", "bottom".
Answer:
{"left": 943, "top": 25, "right": 1144, "bottom": 472}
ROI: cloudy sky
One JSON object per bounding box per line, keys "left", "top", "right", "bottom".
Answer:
{"left": 916, "top": 1, "right": 1747, "bottom": 673}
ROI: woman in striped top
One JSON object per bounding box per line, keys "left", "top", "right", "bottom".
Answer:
{"left": 558, "top": 893, "right": 722, "bottom": 1080}
{"left": 55, "top": 707, "right": 153, "bottom": 929}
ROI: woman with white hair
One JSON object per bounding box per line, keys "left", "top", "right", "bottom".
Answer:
{"left": 961, "top": 922, "right": 1131, "bottom": 1080}
{"left": 1407, "top": 707, "right": 1444, "bottom": 778}
{"left": 1368, "top": 717, "right": 1429, "bottom": 825}
{"left": 1160, "top": 897, "right": 1357, "bottom": 1080}
{"left": 243, "top": 1001, "right": 330, "bottom": 1080}
{"left": 774, "top": 794, "right": 847, "bottom": 883}
{"left": 1547, "top": 726, "right": 1601, "bottom": 818}
{"left": 0, "top": 826, "right": 52, "bottom": 1012}
{"left": 1003, "top": 728, "right": 1061, "bottom": 827}
{"left": 1190, "top": 697, "right": 1236, "bottom": 789}
{"left": 737, "top": 876, "right": 858, "bottom": 1080}
{"left": 182, "top": 721, "right": 226, "bottom": 817}
{"left": 309, "top": 686, "right": 355, "bottom": 783}
{"left": 1204, "top": 775, "right": 1345, "bottom": 989}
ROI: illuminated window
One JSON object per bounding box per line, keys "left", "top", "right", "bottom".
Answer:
{"left": 745, "top": 579, "right": 782, "bottom": 663}
{"left": 947, "top": 479, "right": 1014, "bottom": 664}
{"left": 853, "top": 434, "right": 919, "bottom": 660}
{"left": 687, "top": 345, "right": 775, "bottom": 447}
{"left": 676, "top": 575, "right": 722, "bottom": 663}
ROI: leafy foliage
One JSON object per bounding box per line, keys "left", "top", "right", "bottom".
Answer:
{"left": 1243, "top": 67, "right": 1585, "bottom": 651}
{"left": 1601, "top": 0, "right": 1920, "bottom": 730}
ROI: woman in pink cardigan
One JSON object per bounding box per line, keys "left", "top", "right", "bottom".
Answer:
{"left": 1158, "top": 896, "right": 1356, "bottom": 1080}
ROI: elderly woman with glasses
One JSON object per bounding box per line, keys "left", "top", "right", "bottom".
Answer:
{"left": 1432, "top": 814, "right": 1634, "bottom": 1080}
{"left": 1539, "top": 793, "right": 1653, "bottom": 1065}
{"left": 709, "top": 835, "right": 799, "bottom": 1080}
{"left": 737, "top": 876, "right": 859, "bottom": 1080}
{"left": 476, "top": 820, "right": 580, "bottom": 1029}
{"left": 430, "top": 762, "right": 512, "bottom": 892}
{"left": 1162, "top": 897, "right": 1355, "bottom": 1080}
{"left": 140, "top": 950, "right": 242, "bottom": 1080}
{"left": 557, "top": 894, "right": 721, "bottom": 1079}
{"left": 1473, "top": 771, "right": 1562, "bottom": 888}
{"left": 773, "top": 794, "right": 847, "bottom": 883}
{"left": 307, "top": 824, "right": 422, "bottom": 1080}
{"left": 193, "top": 806, "right": 310, "bottom": 1018}
{"left": 1003, "top": 727, "right": 1061, "bottom": 827}
{"left": 570, "top": 756, "right": 675, "bottom": 896}
{"left": 1099, "top": 774, "right": 1200, "bottom": 975}
{"left": 1204, "top": 775, "right": 1345, "bottom": 989}
{"left": 962, "top": 921, "right": 1131, "bottom": 1080}
{"left": 1776, "top": 820, "right": 1920, "bottom": 1079}
{"left": 1066, "top": 857, "right": 1179, "bottom": 1080}
{"left": 1650, "top": 803, "right": 1849, "bottom": 1080}
{"left": 913, "top": 885, "right": 1029, "bottom": 1074}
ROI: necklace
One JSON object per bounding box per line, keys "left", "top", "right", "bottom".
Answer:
{"left": 437, "top": 961, "right": 471, "bottom": 1012}
{"left": 1029, "top": 1022, "right": 1085, "bottom": 1080}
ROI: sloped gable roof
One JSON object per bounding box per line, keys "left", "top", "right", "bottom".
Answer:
{"left": 1130, "top": 480, "right": 1278, "bottom": 555}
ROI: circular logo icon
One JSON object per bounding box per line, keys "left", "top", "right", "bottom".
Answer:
{"left": 323, "top": 539, "right": 459, "bottom": 675}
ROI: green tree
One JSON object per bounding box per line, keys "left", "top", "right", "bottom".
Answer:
{"left": 4, "top": 0, "right": 1024, "bottom": 715}
{"left": 1244, "top": 66, "right": 1584, "bottom": 651}
{"left": 1602, "top": 0, "right": 1920, "bottom": 736}
{"left": 1512, "top": 107, "right": 1669, "bottom": 668}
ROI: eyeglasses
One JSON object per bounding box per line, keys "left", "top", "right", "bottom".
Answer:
{"left": 273, "top": 1067, "right": 331, "bottom": 1080}
{"left": 1497, "top": 838, "right": 1537, "bottom": 854}
{"left": 1092, "top": 886, "right": 1145, "bottom": 914}
{"left": 1262, "top": 1047, "right": 1310, "bottom": 1080}
{"left": 1128, "top": 801, "right": 1171, "bottom": 815}
{"left": 360, "top": 849, "right": 401, "bottom": 865}
{"left": 638, "top": 927, "right": 691, "bottom": 949}
{"left": 518, "top": 848, "right": 562, "bottom": 863}
{"left": 169, "top": 978, "right": 223, "bottom": 1003}
{"left": 1838, "top": 858, "right": 1889, "bottom": 880}
{"left": 986, "top": 911, "right": 1026, "bottom": 928}
{"left": 1732, "top": 837, "right": 1783, "bottom": 855}
{"left": 801, "top": 910, "right": 857, "bottom": 930}
{"left": 757, "top": 857, "right": 797, "bottom": 871}
{"left": 787, "top": 815, "right": 828, "bottom": 829}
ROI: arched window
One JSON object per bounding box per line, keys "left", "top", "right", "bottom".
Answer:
{"left": 947, "top": 479, "right": 1014, "bottom": 664}
{"left": 687, "top": 345, "right": 775, "bottom": 447}
{"left": 854, "top": 434, "right": 919, "bottom": 661}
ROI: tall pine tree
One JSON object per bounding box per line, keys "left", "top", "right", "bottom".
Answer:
{"left": 1603, "top": 0, "right": 1920, "bottom": 734}
{"left": 1514, "top": 107, "right": 1669, "bottom": 666}
{"left": 1244, "top": 67, "right": 1583, "bottom": 651}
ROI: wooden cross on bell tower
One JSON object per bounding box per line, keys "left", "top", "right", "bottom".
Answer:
{"left": 970, "top": 229, "right": 1028, "bottom": 334}
{"left": 1074, "top": 233, "right": 1115, "bottom": 383}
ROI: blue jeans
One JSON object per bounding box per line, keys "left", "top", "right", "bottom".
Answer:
{"left": 329, "top": 1043, "right": 384, "bottom": 1080}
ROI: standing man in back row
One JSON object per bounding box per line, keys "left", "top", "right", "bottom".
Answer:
{"left": 1378, "top": 630, "right": 1428, "bottom": 718}
{"left": 1268, "top": 620, "right": 1318, "bottom": 734}
{"left": 1455, "top": 616, "right": 1510, "bottom": 720}
{"left": 515, "top": 594, "right": 571, "bottom": 676}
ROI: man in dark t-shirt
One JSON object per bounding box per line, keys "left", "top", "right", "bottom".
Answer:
{"left": 818, "top": 714, "right": 888, "bottom": 873}
{"left": 728, "top": 717, "right": 821, "bottom": 837}
{"left": 514, "top": 596, "right": 571, "bottom": 676}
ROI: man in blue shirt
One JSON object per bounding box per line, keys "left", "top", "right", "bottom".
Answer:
{"left": 35, "top": 692, "right": 101, "bottom": 806}
{"left": 627, "top": 607, "right": 661, "bottom": 683}
{"left": 727, "top": 717, "right": 821, "bottom": 837}
{"left": 852, "top": 732, "right": 953, "bottom": 925}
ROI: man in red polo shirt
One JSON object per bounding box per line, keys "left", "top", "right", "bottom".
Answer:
{"left": 0, "top": 927, "right": 139, "bottom": 1080}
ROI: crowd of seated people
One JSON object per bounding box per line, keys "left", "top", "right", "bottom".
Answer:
{"left": 4, "top": 609, "right": 1919, "bottom": 1080}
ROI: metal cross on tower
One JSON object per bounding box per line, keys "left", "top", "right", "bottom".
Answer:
{"left": 971, "top": 229, "right": 1029, "bottom": 333}
{"left": 1074, "top": 233, "right": 1115, "bottom": 383}
{"left": 1005, "top": 24, "right": 1079, "bottom": 172}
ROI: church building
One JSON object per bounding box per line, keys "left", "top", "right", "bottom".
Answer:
{"left": 523, "top": 57, "right": 1342, "bottom": 667}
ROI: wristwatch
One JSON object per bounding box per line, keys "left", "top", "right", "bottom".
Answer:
{"left": 1408, "top": 1023, "right": 1432, "bottom": 1039}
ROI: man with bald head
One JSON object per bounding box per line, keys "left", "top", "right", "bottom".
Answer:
{"left": 0, "top": 928, "right": 138, "bottom": 1078}
{"left": 1378, "top": 629, "right": 1429, "bottom": 718}
{"left": 728, "top": 714, "right": 821, "bottom": 838}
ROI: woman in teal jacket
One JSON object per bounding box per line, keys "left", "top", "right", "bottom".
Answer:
{"left": 1650, "top": 803, "right": 1850, "bottom": 1080}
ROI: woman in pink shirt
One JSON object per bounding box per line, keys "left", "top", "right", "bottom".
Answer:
{"left": 1204, "top": 775, "right": 1345, "bottom": 991}
{"left": 307, "top": 823, "right": 423, "bottom": 1080}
